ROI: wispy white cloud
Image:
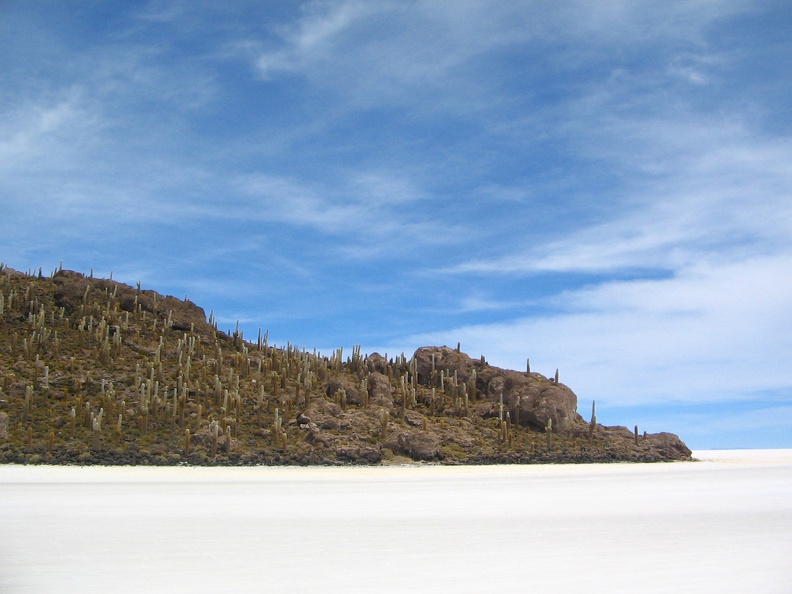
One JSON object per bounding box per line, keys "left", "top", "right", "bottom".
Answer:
{"left": 455, "top": 294, "right": 527, "bottom": 314}
{"left": 447, "top": 112, "right": 792, "bottom": 276}
{"left": 0, "top": 89, "right": 101, "bottom": 170}
{"left": 249, "top": 0, "right": 753, "bottom": 109}
{"left": 667, "top": 52, "right": 725, "bottom": 86}
{"left": 402, "top": 252, "right": 792, "bottom": 406}
{"left": 251, "top": 1, "right": 542, "bottom": 111}
{"left": 257, "top": 1, "right": 369, "bottom": 77}
{"left": 230, "top": 171, "right": 465, "bottom": 257}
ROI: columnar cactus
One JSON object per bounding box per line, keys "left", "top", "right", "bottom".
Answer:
{"left": 468, "top": 368, "right": 477, "bottom": 401}
{"left": 462, "top": 384, "right": 468, "bottom": 416}
{"left": 210, "top": 421, "right": 219, "bottom": 457}
{"left": 545, "top": 418, "right": 553, "bottom": 451}
{"left": 24, "top": 385, "right": 32, "bottom": 420}
{"left": 400, "top": 375, "right": 408, "bottom": 418}
{"left": 514, "top": 394, "right": 521, "bottom": 427}
{"left": 272, "top": 408, "right": 282, "bottom": 448}
{"left": 379, "top": 409, "right": 389, "bottom": 437}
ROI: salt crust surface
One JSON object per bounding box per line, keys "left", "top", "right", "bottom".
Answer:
{"left": 1, "top": 450, "right": 790, "bottom": 593}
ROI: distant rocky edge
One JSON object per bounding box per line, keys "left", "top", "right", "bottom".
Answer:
{"left": 0, "top": 265, "right": 691, "bottom": 465}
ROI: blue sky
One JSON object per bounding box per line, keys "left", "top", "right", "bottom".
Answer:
{"left": 2, "top": 1, "right": 791, "bottom": 449}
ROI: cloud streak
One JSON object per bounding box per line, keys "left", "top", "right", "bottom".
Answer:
{"left": 403, "top": 252, "right": 792, "bottom": 407}
{"left": 446, "top": 117, "right": 792, "bottom": 276}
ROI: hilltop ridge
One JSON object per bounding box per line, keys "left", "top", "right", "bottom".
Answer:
{"left": 0, "top": 264, "right": 691, "bottom": 465}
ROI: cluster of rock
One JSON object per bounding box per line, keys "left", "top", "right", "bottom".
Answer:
{"left": 295, "top": 346, "right": 691, "bottom": 464}
{"left": 0, "top": 265, "right": 691, "bottom": 465}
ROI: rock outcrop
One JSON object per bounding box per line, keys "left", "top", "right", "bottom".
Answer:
{"left": 0, "top": 265, "right": 693, "bottom": 465}
{"left": 52, "top": 269, "right": 208, "bottom": 330}
{"left": 411, "top": 346, "right": 580, "bottom": 431}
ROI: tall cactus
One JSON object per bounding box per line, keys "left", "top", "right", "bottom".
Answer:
{"left": 545, "top": 418, "right": 553, "bottom": 451}
{"left": 379, "top": 409, "right": 389, "bottom": 437}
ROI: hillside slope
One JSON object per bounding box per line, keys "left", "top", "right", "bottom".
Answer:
{"left": 0, "top": 265, "right": 691, "bottom": 465}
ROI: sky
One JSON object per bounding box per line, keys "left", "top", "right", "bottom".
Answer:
{"left": 2, "top": 1, "right": 791, "bottom": 449}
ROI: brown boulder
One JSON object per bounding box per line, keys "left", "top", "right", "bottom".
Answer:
{"left": 365, "top": 353, "right": 388, "bottom": 374}
{"left": 367, "top": 372, "right": 394, "bottom": 410}
{"left": 304, "top": 398, "right": 343, "bottom": 429}
{"left": 52, "top": 270, "right": 207, "bottom": 330}
{"left": 385, "top": 428, "right": 440, "bottom": 461}
{"left": 436, "top": 418, "right": 481, "bottom": 451}
{"left": 485, "top": 371, "right": 579, "bottom": 431}
{"left": 324, "top": 376, "right": 364, "bottom": 405}
{"left": 644, "top": 432, "right": 692, "bottom": 460}
{"left": 334, "top": 442, "right": 383, "bottom": 464}
{"left": 412, "top": 346, "right": 477, "bottom": 385}
{"left": 411, "top": 346, "right": 579, "bottom": 432}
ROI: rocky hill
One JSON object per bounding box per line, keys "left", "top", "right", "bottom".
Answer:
{"left": 0, "top": 264, "right": 691, "bottom": 465}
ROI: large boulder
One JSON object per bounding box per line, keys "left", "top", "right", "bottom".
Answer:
{"left": 644, "top": 432, "right": 692, "bottom": 460}
{"left": 324, "top": 376, "right": 364, "bottom": 406}
{"left": 411, "top": 346, "right": 579, "bottom": 432}
{"left": 385, "top": 428, "right": 441, "bottom": 461}
{"left": 52, "top": 270, "right": 207, "bottom": 331}
{"left": 366, "top": 372, "right": 394, "bottom": 411}
{"left": 591, "top": 425, "right": 693, "bottom": 461}
{"left": 365, "top": 353, "right": 388, "bottom": 374}
{"left": 484, "top": 370, "right": 579, "bottom": 431}
{"left": 303, "top": 398, "right": 343, "bottom": 430}
{"left": 412, "top": 346, "right": 478, "bottom": 385}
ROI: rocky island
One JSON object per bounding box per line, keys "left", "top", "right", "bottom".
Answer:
{"left": 0, "top": 264, "right": 691, "bottom": 465}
